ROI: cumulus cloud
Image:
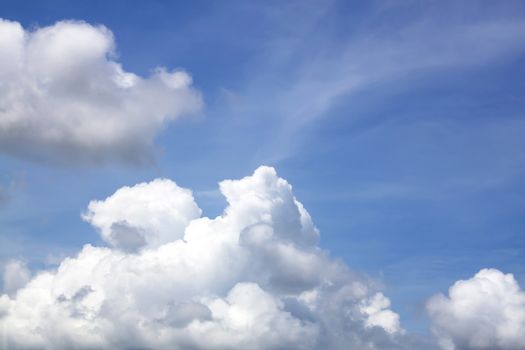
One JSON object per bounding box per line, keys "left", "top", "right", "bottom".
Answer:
{"left": 0, "top": 166, "right": 413, "bottom": 349}
{"left": 360, "top": 292, "right": 403, "bottom": 335}
{"left": 82, "top": 179, "right": 202, "bottom": 252}
{"left": 0, "top": 19, "right": 202, "bottom": 164}
{"left": 427, "top": 268, "right": 525, "bottom": 350}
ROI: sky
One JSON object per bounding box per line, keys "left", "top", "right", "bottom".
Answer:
{"left": 0, "top": 0, "right": 525, "bottom": 349}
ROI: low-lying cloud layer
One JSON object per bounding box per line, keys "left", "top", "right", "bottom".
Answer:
{"left": 0, "top": 167, "right": 523, "bottom": 350}
{"left": 0, "top": 19, "right": 202, "bottom": 164}
{"left": 0, "top": 167, "right": 409, "bottom": 349}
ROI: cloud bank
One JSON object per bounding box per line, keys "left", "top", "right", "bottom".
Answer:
{"left": 0, "top": 19, "right": 202, "bottom": 164}
{"left": 0, "top": 166, "right": 411, "bottom": 349}
{"left": 1, "top": 167, "right": 522, "bottom": 349}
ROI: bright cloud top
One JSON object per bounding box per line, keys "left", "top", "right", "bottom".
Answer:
{"left": 0, "top": 166, "right": 408, "bottom": 349}
{"left": 83, "top": 179, "right": 202, "bottom": 252}
{"left": 0, "top": 19, "right": 202, "bottom": 164}
{"left": 427, "top": 268, "right": 525, "bottom": 350}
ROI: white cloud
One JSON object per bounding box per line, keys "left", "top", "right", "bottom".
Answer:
{"left": 0, "top": 166, "right": 407, "bottom": 349}
{"left": 0, "top": 19, "right": 202, "bottom": 164}
{"left": 82, "top": 178, "right": 202, "bottom": 252}
{"left": 427, "top": 268, "right": 525, "bottom": 350}
{"left": 360, "top": 292, "right": 403, "bottom": 335}
{"left": 2, "top": 260, "right": 31, "bottom": 296}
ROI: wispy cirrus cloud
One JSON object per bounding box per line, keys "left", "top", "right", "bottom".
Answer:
{"left": 219, "top": 1, "right": 525, "bottom": 163}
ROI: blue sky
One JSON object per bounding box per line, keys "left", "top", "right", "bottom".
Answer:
{"left": 1, "top": 0, "right": 525, "bottom": 338}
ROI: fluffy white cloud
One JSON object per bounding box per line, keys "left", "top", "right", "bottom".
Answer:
{"left": 360, "top": 292, "right": 403, "bottom": 335}
{"left": 427, "top": 268, "right": 525, "bottom": 350}
{"left": 0, "top": 19, "right": 202, "bottom": 164}
{"left": 0, "top": 166, "right": 407, "bottom": 349}
{"left": 82, "top": 179, "right": 202, "bottom": 252}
